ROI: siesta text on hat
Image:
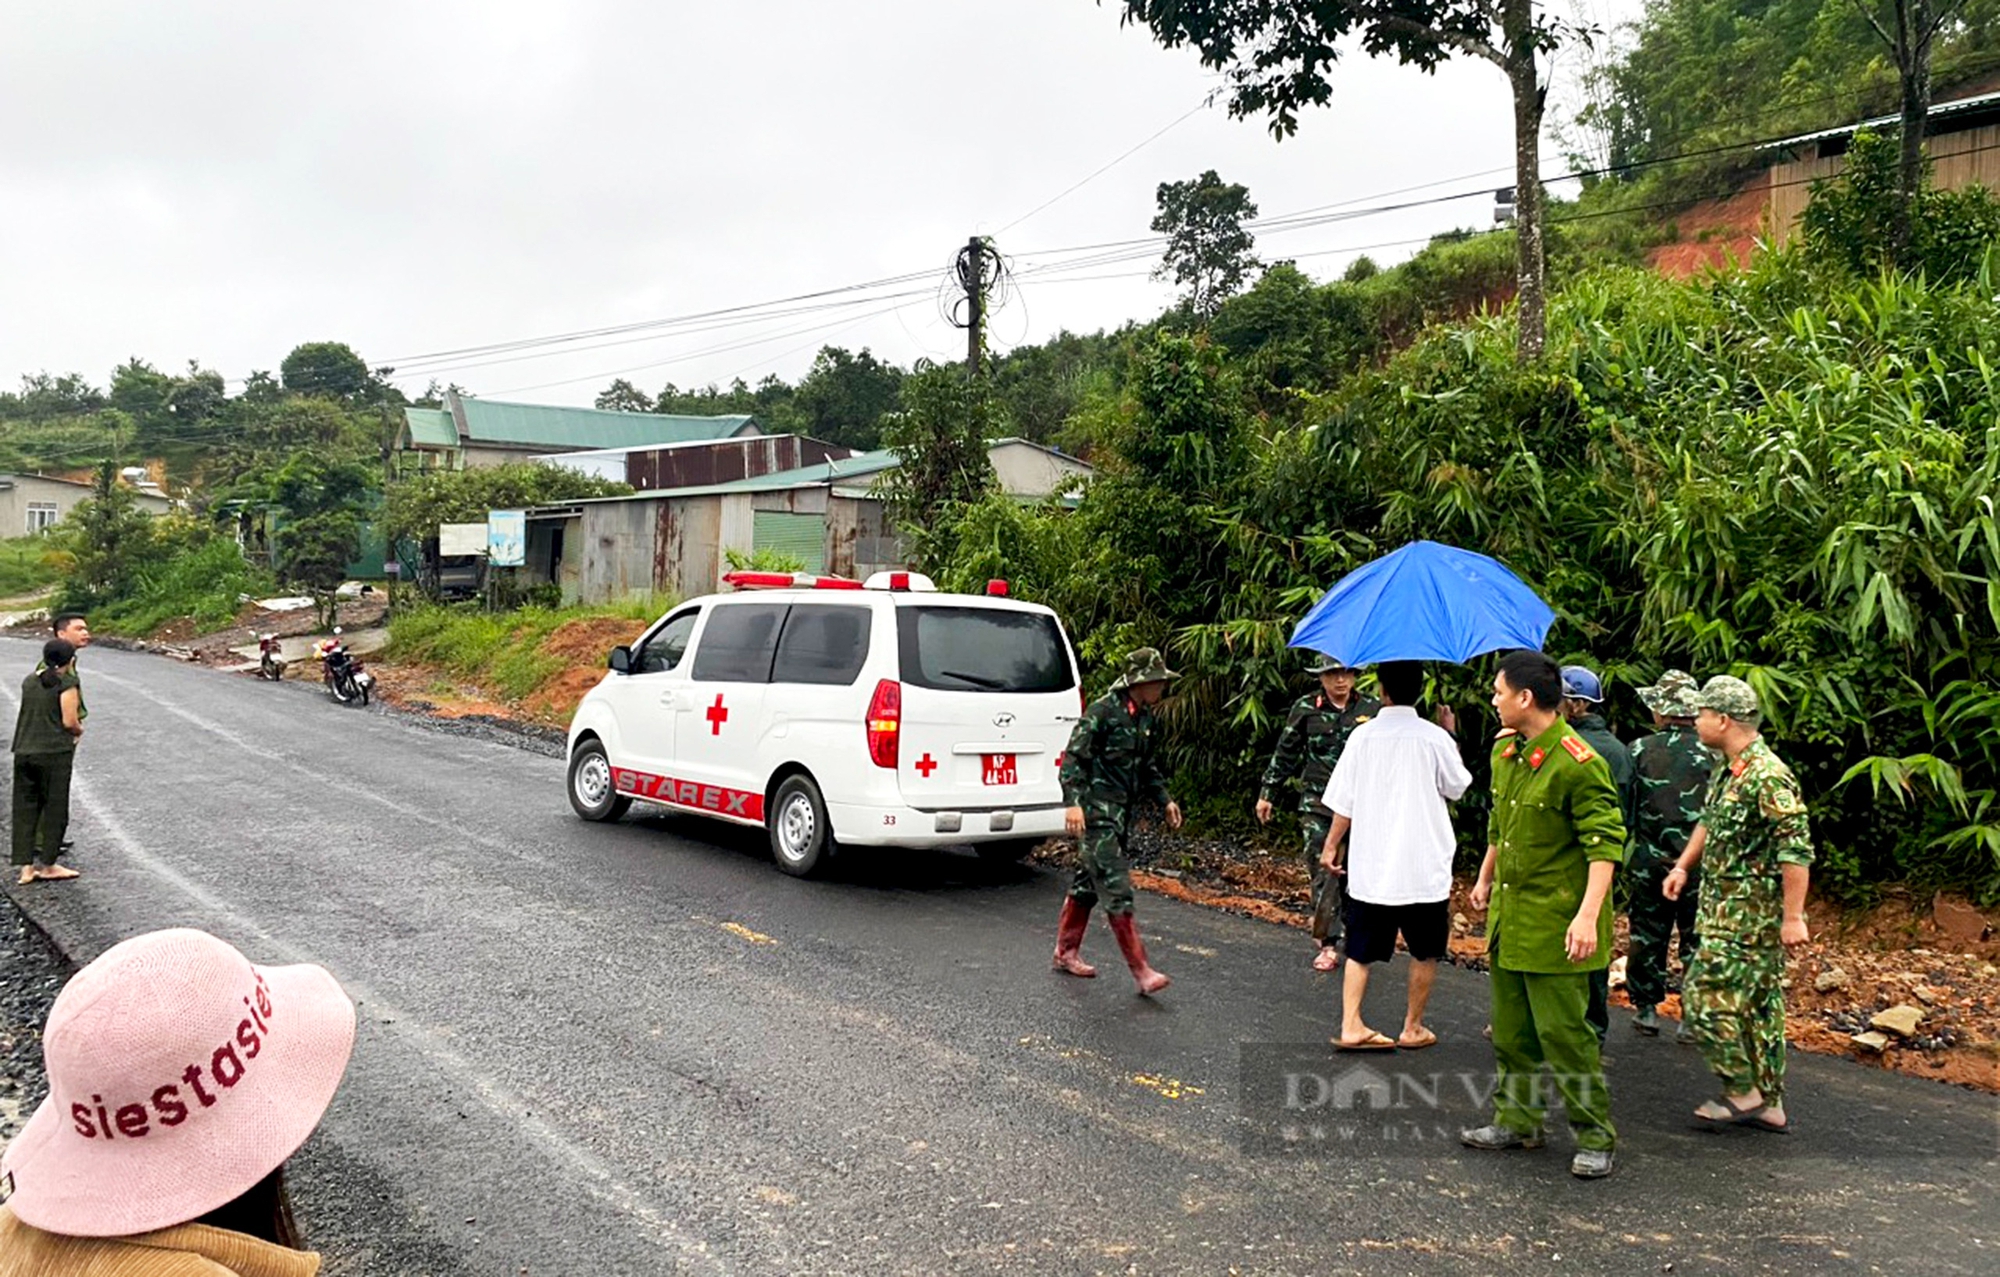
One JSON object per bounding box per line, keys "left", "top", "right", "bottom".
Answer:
{"left": 0, "top": 928, "right": 356, "bottom": 1238}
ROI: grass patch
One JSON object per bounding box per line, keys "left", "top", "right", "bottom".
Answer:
{"left": 387, "top": 597, "right": 667, "bottom": 702}
{"left": 0, "top": 536, "right": 64, "bottom": 598}
{"left": 91, "top": 540, "right": 274, "bottom": 637}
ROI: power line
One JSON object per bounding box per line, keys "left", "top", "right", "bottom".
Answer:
{"left": 996, "top": 97, "right": 1212, "bottom": 236}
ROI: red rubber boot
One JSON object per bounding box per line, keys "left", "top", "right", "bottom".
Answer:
{"left": 1109, "top": 912, "right": 1170, "bottom": 995}
{"left": 1052, "top": 897, "right": 1097, "bottom": 977}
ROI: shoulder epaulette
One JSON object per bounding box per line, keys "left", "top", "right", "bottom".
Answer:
{"left": 1560, "top": 735, "right": 1596, "bottom": 764}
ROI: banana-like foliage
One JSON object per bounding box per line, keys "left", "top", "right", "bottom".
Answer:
{"left": 923, "top": 245, "right": 2000, "bottom": 901}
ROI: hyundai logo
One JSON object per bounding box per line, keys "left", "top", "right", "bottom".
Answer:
{"left": 993, "top": 712, "right": 1015, "bottom": 728}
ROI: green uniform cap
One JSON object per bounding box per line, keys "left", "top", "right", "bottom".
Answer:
{"left": 1306, "top": 652, "right": 1351, "bottom": 674}
{"left": 1638, "top": 669, "right": 1701, "bottom": 718}
{"left": 1110, "top": 647, "right": 1180, "bottom": 691}
{"left": 1693, "top": 674, "right": 1760, "bottom": 723}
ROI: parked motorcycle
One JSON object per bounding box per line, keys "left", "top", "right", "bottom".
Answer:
{"left": 315, "top": 628, "right": 374, "bottom": 706}
{"left": 256, "top": 633, "right": 287, "bottom": 681}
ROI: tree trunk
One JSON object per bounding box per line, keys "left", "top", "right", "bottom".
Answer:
{"left": 1893, "top": 0, "right": 1933, "bottom": 265}
{"left": 1503, "top": 0, "right": 1547, "bottom": 362}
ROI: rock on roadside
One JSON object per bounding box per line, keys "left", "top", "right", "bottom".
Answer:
{"left": 1870, "top": 1004, "right": 1926, "bottom": 1038}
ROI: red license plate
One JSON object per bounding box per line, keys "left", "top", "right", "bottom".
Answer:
{"left": 981, "top": 754, "right": 1018, "bottom": 786}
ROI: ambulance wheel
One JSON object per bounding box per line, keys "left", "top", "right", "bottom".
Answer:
{"left": 568, "top": 740, "right": 631, "bottom": 822}
{"left": 769, "top": 774, "right": 832, "bottom": 877}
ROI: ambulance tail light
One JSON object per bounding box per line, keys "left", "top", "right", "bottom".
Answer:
{"left": 866, "top": 679, "right": 901, "bottom": 769}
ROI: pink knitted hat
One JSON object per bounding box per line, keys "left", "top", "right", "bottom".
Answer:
{"left": 0, "top": 928, "right": 356, "bottom": 1237}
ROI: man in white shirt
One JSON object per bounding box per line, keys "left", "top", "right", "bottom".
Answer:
{"left": 1321, "top": 661, "right": 1473, "bottom": 1051}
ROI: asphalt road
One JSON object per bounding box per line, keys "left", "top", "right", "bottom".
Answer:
{"left": 3, "top": 638, "right": 1996, "bottom": 1276}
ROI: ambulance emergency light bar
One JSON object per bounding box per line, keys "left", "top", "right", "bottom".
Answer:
{"left": 721, "top": 571, "right": 1009, "bottom": 596}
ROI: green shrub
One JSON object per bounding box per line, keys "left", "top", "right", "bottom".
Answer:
{"left": 387, "top": 597, "right": 669, "bottom": 701}
{"left": 91, "top": 538, "right": 273, "bottom": 637}
{"left": 0, "top": 537, "right": 64, "bottom": 597}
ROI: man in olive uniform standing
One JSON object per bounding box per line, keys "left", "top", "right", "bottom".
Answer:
{"left": 1561, "top": 665, "right": 1633, "bottom": 1047}
{"left": 45, "top": 613, "right": 90, "bottom": 861}
{"left": 1464, "top": 651, "right": 1626, "bottom": 1179}
{"left": 1052, "top": 647, "right": 1183, "bottom": 996}
{"left": 1665, "top": 676, "right": 1812, "bottom": 1133}
{"left": 1627, "top": 670, "right": 1712, "bottom": 1040}
{"left": 1257, "top": 653, "right": 1378, "bottom": 971}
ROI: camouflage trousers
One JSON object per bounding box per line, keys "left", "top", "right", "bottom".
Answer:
{"left": 1684, "top": 937, "right": 1788, "bottom": 1103}
{"left": 1068, "top": 812, "right": 1136, "bottom": 915}
{"left": 1301, "top": 810, "right": 1345, "bottom": 948}
{"left": 1625, "top": 849, "right": 1700, "bottom": 1011}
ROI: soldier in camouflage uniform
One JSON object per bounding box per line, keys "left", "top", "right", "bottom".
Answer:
{"left": 1664, "top": 676, "right": 1813, "bottom": 1133}
{"left": 1257, "top": 653, "right": 1378, "bottom": 971}
{"left": 1051, "top": 648, "right": 1183, "bottom": 996}
{"left": 1626, "top": 670, "right": 1712, "bottom": 1039}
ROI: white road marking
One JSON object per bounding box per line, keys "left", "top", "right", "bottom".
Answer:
{"left": 1, "top": 672, "right": 729, "bottom": 1273}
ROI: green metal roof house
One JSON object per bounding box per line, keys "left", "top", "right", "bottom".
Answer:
{"left": 395, "top": 390, "right": 759, "bottom": 471}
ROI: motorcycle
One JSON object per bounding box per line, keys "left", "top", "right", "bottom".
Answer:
{"left": 256, "top": 633, "right": 287, "bottom": 681}
{"left": 315, "top": 628, "right": 374, "bottom": 706}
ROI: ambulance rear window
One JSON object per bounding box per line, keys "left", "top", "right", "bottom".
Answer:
{"left": 897, "top": 606, "right": 1074, "bottom": 694}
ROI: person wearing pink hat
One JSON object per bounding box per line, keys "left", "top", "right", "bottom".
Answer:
{"left": 0, "top": 928, "right": 356, "bottom": 1275}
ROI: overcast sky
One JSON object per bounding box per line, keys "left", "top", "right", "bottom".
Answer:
{"left": 0, "top": 0, "right": 1641, "bottom": 407}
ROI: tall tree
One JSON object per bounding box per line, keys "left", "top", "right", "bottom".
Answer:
{"left": 1851, "top": 0, "right": 1972, "bottom": 261}
{"left": 1151, "top": 170, "right": 1261, "bottom": 320}
{"left": 1118, "top": 0, "right": 1589, "bottom": 361}
{"left": 594, "top": 378, "right": 655, "bottom": 413}
{"left": 880, "top": 363, "right": 998, "bottom": 564}
{"left": 793, "top": 346, "right": 904, "bottom": 450}
{"left": 280, "top": 341, "right": 371, "bottom": 400}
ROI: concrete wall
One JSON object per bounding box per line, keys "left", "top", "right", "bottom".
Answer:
{"left": 989, "top": 442, "right": 1092, "bottom": 499}
{"left": 462, "top": 444, "right": 550, "bottom": 470}
{"left": 0, "top": 475, "right": 171, "bottom": 537}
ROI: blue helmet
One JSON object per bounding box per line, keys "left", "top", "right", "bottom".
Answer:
{"left": 1560, "top": 665, "right": 1605, "bottom": 704}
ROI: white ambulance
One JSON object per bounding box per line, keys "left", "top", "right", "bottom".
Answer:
{"left": 564, "top": 571, "right": 1084, "bottom": 876}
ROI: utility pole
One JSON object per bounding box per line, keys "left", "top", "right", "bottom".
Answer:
{"left": 956, "top": 236, "right": 994, "bottom": 376}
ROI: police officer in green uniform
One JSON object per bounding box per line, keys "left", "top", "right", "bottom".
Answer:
{"left": 1560, "top": 665, "right": 1633, "bottom": 1047}
{"left": 1051, "top": 648, "right": 1182, "bottom": 996}
{"left": 1463, "top": 651, "right": 1625, "bottom": 1179}
{"left": 1256, "top": 653, "right": 1378, "bottom": 971}
{"left": 1627, "top": 670, "right": 1712, "bottom": 1040}
{"left": 1664, "top": 675, "right": 1812, "bottom": 1134}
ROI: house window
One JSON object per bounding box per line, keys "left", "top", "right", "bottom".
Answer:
{"left": 25, "top": 503, "right": 59, "bottom": 534}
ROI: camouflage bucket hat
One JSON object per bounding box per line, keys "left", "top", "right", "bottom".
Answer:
{"left": 1693, "top": 674, "right": 1760, "bottom": 723}
{"left": 1639, "top": 669, "right": 1701, "bottom": 718}
{"left": 1111, "top": 646, "right": 1180, "bottom": 690}
{"left": 1306, "top": 652, "right": 1351, "bottom": 675}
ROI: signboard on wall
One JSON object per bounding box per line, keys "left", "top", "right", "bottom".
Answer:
{"left": 439, "top": 523, "right": 489, "bottom": 557}
{"left": 487, "top": 510, "right": 526, "bottom": 568}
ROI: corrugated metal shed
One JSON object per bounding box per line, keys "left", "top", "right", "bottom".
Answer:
{"left": 1764, "top": 89, "right": 2000, "bottom": 152}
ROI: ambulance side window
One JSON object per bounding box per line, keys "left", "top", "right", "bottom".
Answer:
{"left": 771, "top": 605, "right": 872, "bottom": 686}
{"left": 636, "top": 609, "right": 699, "bottom": 675}
{"left": 690, "top": 603, "right": 789, "bottom": 683}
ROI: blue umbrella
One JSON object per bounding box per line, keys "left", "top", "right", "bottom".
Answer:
{"left": 1287, "top": 540, "right": 1554, "bottom": 666}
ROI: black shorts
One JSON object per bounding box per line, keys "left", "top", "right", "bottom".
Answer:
{"left": 1342, "top": 897, "right": 1449, "bottom": 965}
